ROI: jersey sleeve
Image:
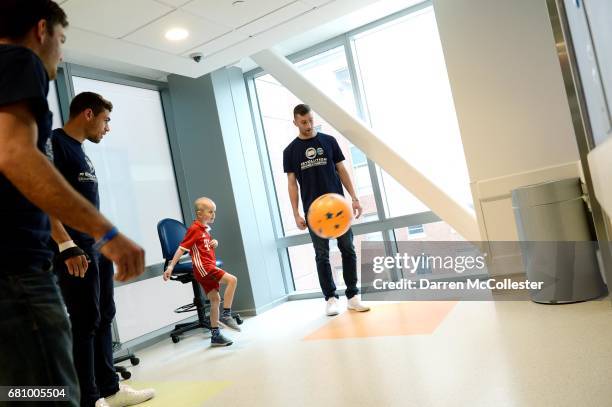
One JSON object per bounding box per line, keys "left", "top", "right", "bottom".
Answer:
{"left": 330, "top": 136, "right": 345, "bottom": 164}
{"left": 0, "top": 48, "right": 49, "bottom": 122}
{"left": 283, "top": 145, "right": 295, "bottom": 173}
{"left": 179, "top": 226, "right": 199, "bottom": 252}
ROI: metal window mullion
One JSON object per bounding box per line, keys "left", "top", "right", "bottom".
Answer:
{"left": 67, "top": 63, "right": 165, "bottom": 91}
{"left": 343, "top": 32, "right": 399, "bottom": 281}
{"left": 343, "top": 33, "right": 387, "bottom": 225}
{"left": 276, "top": 211, "right": 440, "bottom": 248}
{"left": 55, "top": 63, "right": 75, "bottom": 123}
{"left": 247, "top": 76, "right": 295, "bottom": 293}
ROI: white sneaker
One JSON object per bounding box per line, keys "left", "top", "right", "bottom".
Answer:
{"left": 95, "top": 399, "right": 110, "bottom": 407}
{"left": 326, "top": 297, "right": 339, "bottom": 316}
{"left": 104, "top": 383, "right": 155, "bottom": 407}
{"left": 347, "top": 296, "right": 370, "bottom": 312}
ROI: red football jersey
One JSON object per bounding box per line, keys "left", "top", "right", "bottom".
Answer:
{"left": 179, "top": 221, "right": 217, "bottom": 277}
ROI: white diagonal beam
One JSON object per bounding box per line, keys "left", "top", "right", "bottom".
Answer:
{"left": 252, "top": 48, "right": 480, "bottom": 241}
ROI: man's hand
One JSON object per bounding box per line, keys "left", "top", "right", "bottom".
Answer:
{"left": 56, "top": 244, "right": 90, "bottom": 278}
{"left": 294, "top": 213, "right": 307, "bottom": 230}
{"left": 211, "top": 239, "right": 218, "bottom": 249}
{"left": 99, "top": 233, "right": 145, "bottom": 282}
{"left": 352, "top": 199, "right": 363, "bottom": 219}
{"left": 163, "top": 265, "right": 173, "bottom": 281}
{"left": 65, "top": 254, "right": 89, "bottom": 278}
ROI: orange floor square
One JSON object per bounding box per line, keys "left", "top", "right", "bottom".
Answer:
{"left": 304, "top": 301, "right": 457, "bottom": 340}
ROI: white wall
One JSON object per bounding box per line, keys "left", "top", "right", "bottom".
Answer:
{"left": 115, "top": 277, "right": 196, "bottom": 342}
{"left": 433, "top": 0, "right": 581, "bottom": 272}
{"left": 433, "top": 0, "right": 579, "bottom": 182}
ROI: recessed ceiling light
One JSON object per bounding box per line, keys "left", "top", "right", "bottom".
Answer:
{"left": 165, "top": 28, "right": 189, "bottom": 41}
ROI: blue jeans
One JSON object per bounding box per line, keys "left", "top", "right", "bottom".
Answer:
{"left": 308, "top": 228, "right": 359, "bottom": 300}
{"left": 0, "top": 268, "right": 79, "bottom": 406}
{"left": 56, "top": 249, "right": 119, "bottom": 407}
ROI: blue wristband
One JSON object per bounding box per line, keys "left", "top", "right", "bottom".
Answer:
{"left": 93, "top": 227, "right": 119, "bottom": 251}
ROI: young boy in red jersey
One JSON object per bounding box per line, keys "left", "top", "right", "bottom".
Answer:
{"left": 163, "top": 197, "right": 239, "bottom": 347}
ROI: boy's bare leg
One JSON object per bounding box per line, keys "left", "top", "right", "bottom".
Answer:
{"left": 218, "top": 273, "right": 241, "bottom": 332}
{"left": 207, "top": 290, "right": 221, "bottom": 328}
{"left": 207, "top": 290, "right": 233, "bottom": 346}
{"left": 220, "top": 273, "right": 237, "bottom": 309}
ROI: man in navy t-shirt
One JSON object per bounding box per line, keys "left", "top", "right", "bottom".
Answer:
{"left": 51, "top": 93, "right": 155, "bottom": 407}
{"left": 283, "top": 104, "right": 370, "bottom": 316}
{"left": 0, "top": 0, "right": 144, "bottom": 400}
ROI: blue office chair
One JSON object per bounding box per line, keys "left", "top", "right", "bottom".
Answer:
{"left": 157, "top": 218, "right": 241, "bottom": 343}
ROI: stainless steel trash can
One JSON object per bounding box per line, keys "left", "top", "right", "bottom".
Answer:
{"left": 511, "top": 178, "right": 607, "bottom": 303}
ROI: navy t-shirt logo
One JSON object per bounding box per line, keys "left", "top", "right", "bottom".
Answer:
{"left": 305, "top": 147, "right": 317, "bottom": 159}
{"left": 78, "top": 155, "right": 97, "bottom": 183}
{"left": 300, "top": 151, "right": 327, "bottom": 171}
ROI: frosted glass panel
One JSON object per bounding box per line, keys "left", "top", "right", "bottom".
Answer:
{"left": 71, "top": 77, "right": 182, "bottom": 266}
{"left": 114, "top": 278, "right": 194, "bottom": 341}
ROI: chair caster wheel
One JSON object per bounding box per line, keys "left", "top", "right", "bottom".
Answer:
{"left": 130, "top": 357, "right": 140, "bottom": 366}
{"left": 121, "top": 371, "right": 131, "bottom": 380}
{"left": 171, "top": 335, "right": 180, "bottom": 343}
{"left": 235, "top": 315, "right": 243, "bottom": 325}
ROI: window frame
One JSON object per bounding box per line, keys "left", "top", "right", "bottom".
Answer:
{"left": 53, "top": 63, "right": 187, "bottom": 286}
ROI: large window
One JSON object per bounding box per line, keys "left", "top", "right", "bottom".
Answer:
{"left": 71, "top": 77, "right": 183, "bottom": 266}
{"left": 352, "top": 8, "right": 473, "bottom": 217}
{"left": 250, "top": 4, "right": 471, "bottom": 293}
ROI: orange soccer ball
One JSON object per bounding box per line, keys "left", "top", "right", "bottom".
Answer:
{"left": 307, "top": 193, "right": 353, "bottom": 239}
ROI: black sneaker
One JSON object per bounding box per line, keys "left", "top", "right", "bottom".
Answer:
{"left": 219, "top": 314, "right": 242, "bottom": 331}
{"left": 211, "top": 332, "right": 233, "bottom": 347}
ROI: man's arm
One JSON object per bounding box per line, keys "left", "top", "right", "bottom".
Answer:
{"left": 0, "top": 103, "right": 111, "bottom": 238}
{"left": 50, "top": 218, "right": 89, "bottom": 278}
{"left": 287, "top": 172, "right": 307, "bottom": 230}
{"left": 0, "top": 102, "right": 144, "bottom": 281}
{"left": 335, "top": 161, "right": 363, "bottom": 219}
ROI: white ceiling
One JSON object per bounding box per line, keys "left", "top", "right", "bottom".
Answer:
{"left": 58, "top": 0, "right": 424, "bottom": 81}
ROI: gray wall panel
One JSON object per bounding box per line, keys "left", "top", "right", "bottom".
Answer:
{"left": 167, "top": 69, "right": 287, "bottom": 313}
{"left": 167, "top": 73, "right": 256, "bottom": 312}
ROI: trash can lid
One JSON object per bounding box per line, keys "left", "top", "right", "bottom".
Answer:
{"left": 511, "top": 178, "right": 582, "bottom": 208}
